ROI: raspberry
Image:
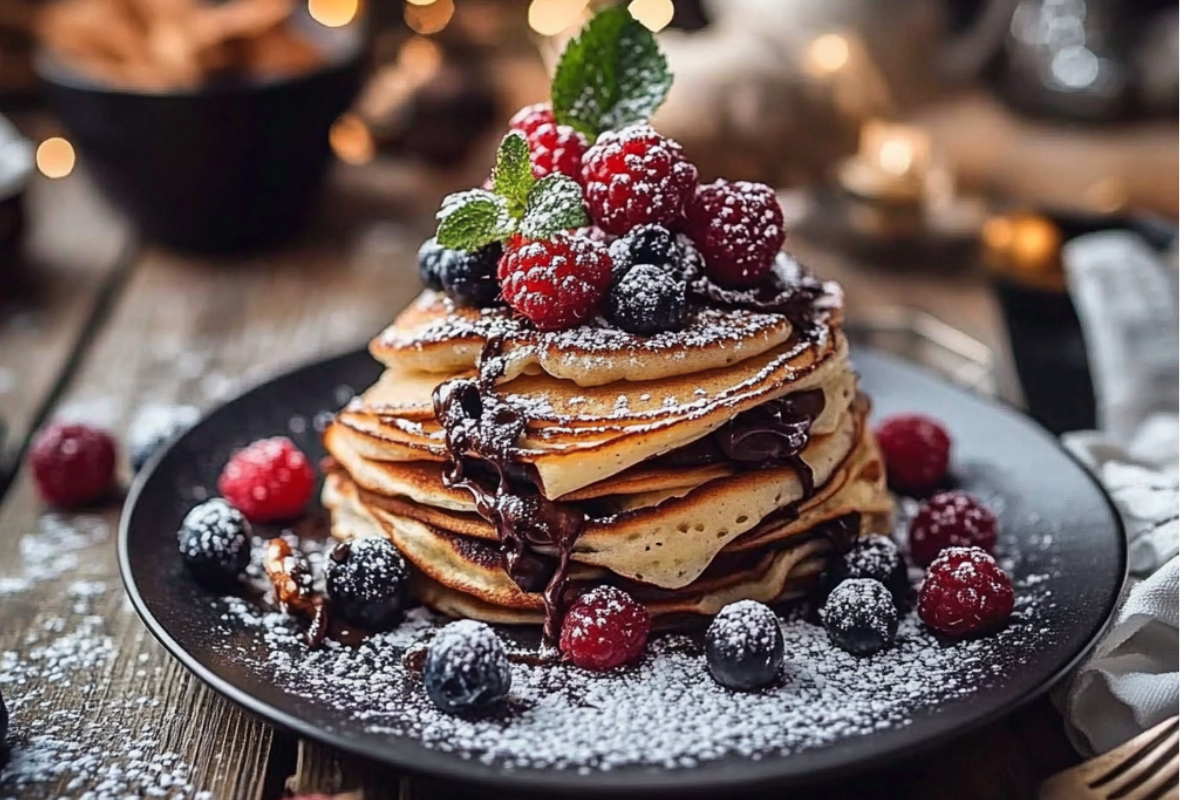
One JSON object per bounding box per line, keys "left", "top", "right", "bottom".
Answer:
{"left": 908, "top": 491, "right": 999, "bottom": 566}
{"left": 918, "top": 546, "right": 1014, "bottom": 637}
{"left": 28, "top": 422, "right": 117, "bottom": 508}
{"left": 559, "top": 586, "right": 650, "bottom": 671}
{"left": 217, "top": 436, "right": 314, "bottom": 523}
{"left": 499, "top": 234, "right": 613, "bottom": 330}
{"left": 526, "top": 122, "right": 588, "bottom": 181}
{"left": 580, "top": 125, "right": 697, "bottom": 236}
{"left": 875, "top": 413, "right": 952, "bottom": 494}
{"left": 508, "top": 102, "right": 556, "bottom": 137}
{"left": 683, "top": 179, "right": 785, "bottom": 288}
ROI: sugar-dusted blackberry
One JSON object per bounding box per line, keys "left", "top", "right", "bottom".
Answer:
{"left": 607, "top": 224, "right": 680, "bottom": 283}
{"left": 325, "top": 537, "right": 410, "bottom": 632}
{"left": 824, "top": 535, "right": 910, "bottom": 611}
{"left": 821, "top": 578, "right": 899, "bottom": 657}
{"left": 607, "top": 264, "right": 687, "bottom": 335}
{"left": 128, "top": 403, "right": 201, "bottom": 473}
{"left": 177, "top": 498, "right": 251, "bottom": 589}
{"left": 442, "top": 242, "right": 502, "bottom": 308}
{"left": 418, "top": 237, "right": 448, "bottom": 292}
{"left": 705, "top": 600, "right": 785, "bottom": 690}
{"left": 423, "top": 620, "right": 512, "bottom": 713}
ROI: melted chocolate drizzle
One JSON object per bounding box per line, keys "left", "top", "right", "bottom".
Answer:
{"left": 690, "top": 253, "right": 827, "bottom": 332}
{"left": 433, "top": 338, "right": 585, "bottom": 646}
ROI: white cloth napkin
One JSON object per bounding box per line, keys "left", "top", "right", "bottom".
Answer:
{"left": 1056, "top": 231, "right": 1179, "bottom": 755}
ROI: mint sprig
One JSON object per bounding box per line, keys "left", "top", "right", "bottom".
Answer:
{"left": 551, "top": 5, "right": 672, "bottom": 141}
{"left": 436, "top": 140, "right": 589, "bottom": 251}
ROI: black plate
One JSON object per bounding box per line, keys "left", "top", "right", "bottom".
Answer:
{"left": 118, "top": 348, "right": 1125, "bottom": 797}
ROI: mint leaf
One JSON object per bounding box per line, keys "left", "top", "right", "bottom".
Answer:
{"left": 550, "top": 5, "right": 672, "bottom": 140}
{"left": 519, "top": 175, "right": 589, "bottom": 239}
{"left": 435, "top": 190, "right": 514, "bottom": 251}
{"left": 491, "top": 132, "right": 536, "bottom": 215}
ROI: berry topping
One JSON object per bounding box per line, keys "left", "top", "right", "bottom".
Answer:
{"left": 418, "top": 237, "right": 448, "bottom": 292}
{"left": 824, "top": 534, "right": 910, "bottom": 610}
{"left": 177, "top": 498, "right": 251, "bottom": 589}
{"left": 499, "top": 234, "right": 613, "bottom": 330}
{"left": 821, "top": 578, "right": 899, "bottom": 657}
{"left": 580, "top": 125, "right": 697, "bottom": 236}
{"left": 704, "top": 600, "right": 785, "bottom": 690}
{"left": 217, "top": 436, "right": 314, "bottom": 524}
{"left": 559, "top": 586, "right": 650, "bottom": 671}
{"left": 0, "top": 685, "right": 7, "bottom": 743}
{"left": 918, "top": 546, "right": 1014, "bottom": 637}
{"left": 607, "top": 264, "right": 687, "bottom": 335}
{"left": 607, "top": 223, "right": 683, "bottom": 283}
{"left": 508, "top": 102, "right": 556, "bottom": 137}
{"left": 525, "top": 122, "right": 589, "bottom": 182}
{"left": 29, "top": 422, "right": 117, "bottom": 508}
{"left": 127, "top": 403, "right": 201, "bottom": 474}
{"left": 325, "top": 537, "right": 410, "bottom": 632}
{"left": 874, "top": 414, "right": 952, "bottom": 494}
{"left": 683, "top": 179, "right": 784, "bottom": 288}
{"left": 423, "top": 620, "right": 512, "bottom": 714}
{"left": 417, "top": 238, "right": 502, "bottom": 307}
{"left": 908, "top": 491, "right": 999, "bottom": 567}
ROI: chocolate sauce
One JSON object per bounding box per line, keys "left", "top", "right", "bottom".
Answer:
{"left": 690, "top": 253, "right": 827, "bottom": 331}
{"left": 433, "top": 338, "right": 585, "bottom": 646}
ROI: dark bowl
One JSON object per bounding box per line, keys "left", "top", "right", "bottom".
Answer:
{"left": 36, "top": 16, "right": 366, "bottom": 254}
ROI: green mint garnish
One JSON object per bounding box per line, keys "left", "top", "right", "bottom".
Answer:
{"left": 519, "top": 174, "right": 589, "bottom": 239}
{"left": 491, "top": 132, "right": 536, "bottom": 216}
{"left": 435, "top": 189, "right": 513, "bottom": 252}
{"left": 550, "top": 4, "right": 672, "bottom": 141}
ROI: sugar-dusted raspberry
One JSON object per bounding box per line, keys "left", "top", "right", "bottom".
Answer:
{"left": 217, "top": 436, "right": 314, "bottom": 523}
{"left": 29, "top": 422, "right": 117, "bottom": 508}
{"left": 560, "top": 586, "right": 650, "bottom": 671}
{"left": 875, "top": 413, "right": 952, "bottom": 494}
{"left": 918, "top": 546, "right": 1014, "bottom": 637}
{"left": 526, "top": 122, "right": 589, "bottom": 181}
{"left": 508, "top": 102, "right": 556, "bottom": 137}
{"left": 909, "top": 491, "right": 998, "bottom": 566}
{"left": 683, "top": 179, "right": 785, "bottom": 288}
{"left": 499, "top": 234, "right": 613, "bottom": 330}
{"left": 580, "top": 125, "right": 698, "bottom": 236}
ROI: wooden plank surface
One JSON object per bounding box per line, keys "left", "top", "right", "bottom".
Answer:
{"left": 0, "top": 165, "right": 132, "bottom": 481}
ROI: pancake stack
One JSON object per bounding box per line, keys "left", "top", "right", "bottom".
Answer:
{"left": 322, "top": 258, "right": 893, "bottom": 634}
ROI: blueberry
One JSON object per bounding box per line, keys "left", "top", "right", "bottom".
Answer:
{"left": 442, "top": 242, "right": 502, "bottom": 308}
{"left": 608, "top": 264, "right": 688, "bottom": 335}
{"left": 325, "top": 537, "right": 410, "bottom": 632}
{"left": 177, "top": 498, "right": 251, "bottom": 589}
{"left": 608, "top": 224, "right": 680, "bottom": 283}
{"left": 821, "top": 578, "right": 898, "bottom": 657}
{"left": 705, "top": 600, "right": 785, "bottom": 690}
{"left": 127, "top": 404, "right": 201, "bottom": 473}
{"left": 824, "top": 535, "right": 910, "bottom": 611}
{"left": 423, "top": 620, "right": 511, "bottom": 713}
{"left": 418, "top": 237, "right": 448, "bottom": 292}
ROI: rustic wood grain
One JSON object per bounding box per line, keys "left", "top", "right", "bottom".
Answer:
{"left": 0, "top": 168, "right": 132, "bottom": 481}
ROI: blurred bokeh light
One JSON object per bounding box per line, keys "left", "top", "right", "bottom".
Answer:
{"left": 405, "top": 0, "right": 455, "bottom": 34}
{"left": 329, "top": 114, "right": 375, "bottom": 165}
{"left": 628, "top": 0, "right": 674, "bottom": 33}
{"left": 527, "top": 0, "right": 589, "bottom": 36}
{"left": 308, "top": 0, "right": 359, "bottom": 28}
{"left": 36, "top": 137, "right": 76, "bottom": 180}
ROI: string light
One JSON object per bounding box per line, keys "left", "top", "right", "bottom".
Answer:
{"left": 805, "top": 33, "right": 850, "bottom": 76}
{"left": 628, "top": 0, "right": 673, "bottom": 32}
{"left": 527, "top": 0, "right": 588, "bottom": 37}
{"left": 329, "top": 114, "right": 375, "bottom": 165}
{"left": 398, "top": 35, "right": 443, "bottom": 83}
{"left": 308, "top": 0, "right": 357, "bottom": 27}
{"left": 406, "top": 0, "right": 438, "bottom": 5}
{"left": 405, "top": 0, "right": 454, "bottom": 34}
{"left": 36, "top": 137, "right": 75, "bottom": 180}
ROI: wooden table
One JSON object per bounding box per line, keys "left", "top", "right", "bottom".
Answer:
{"left": 0, "top": 151, "right": 1080, "bottom": 799}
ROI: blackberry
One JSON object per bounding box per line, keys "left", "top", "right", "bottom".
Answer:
{"left": 705, "top": 600, "right": 784, "bottom": 690}
{"left": 823, "top": 535, "right": 910, "bottom": 611}
{"left": 127, "top": 403, "right": 201, "bottom": 473}
{"left": 821, "top": 578, "right": 898, "bottom": 657}
{"left": 608, "top": 224, "right": 680, "bottom": 283}
{"left": 442, "top": 243, "right": 502, "bottom": 308}
{"left": 423, "top": 620, "right": 511, "bottom": 714}
{"left": 607, "top": 264, "right": 687, "bottom": 335}
{"left": 177, "top": 498, "right": 251, "bottom": 589}
{"left": 418, "top": 237, "right": 448, "bottom": 292}
{"left": 325, "top": 538, "right": 410, "bottom": 632}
